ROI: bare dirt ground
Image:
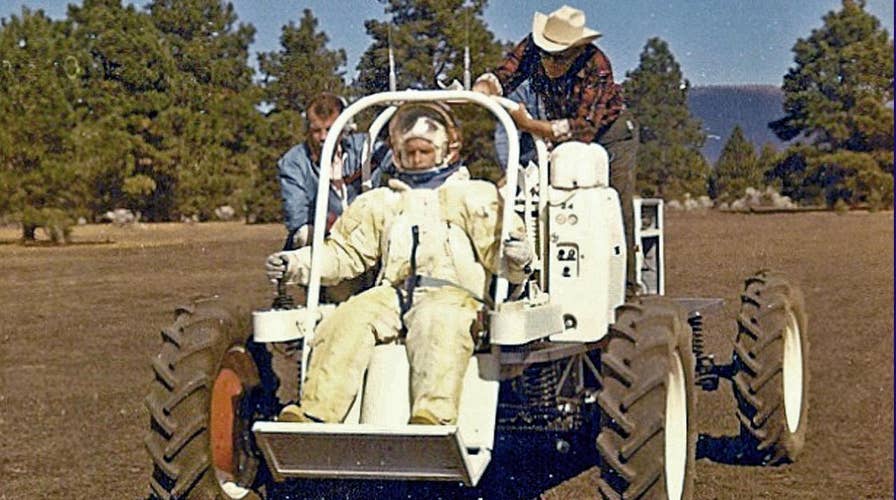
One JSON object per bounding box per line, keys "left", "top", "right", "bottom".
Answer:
{"left": 0, "top": 210, "right": 892, "bottom": 499}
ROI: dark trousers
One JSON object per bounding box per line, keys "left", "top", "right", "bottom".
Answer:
{"left": 597, "top": 110, "right": 639, "bottom": 290}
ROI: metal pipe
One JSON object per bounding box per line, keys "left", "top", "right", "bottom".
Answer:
{"left": 463, "top": 46, "right": 471, "bottom": 90}
{"left": 388, "top": 27, "right": 397, "bottom": 92}
{"left": 360, "top": 105, "right": 398, "bottom": 191}
{"left": 535, "top": 139, "right": 549, "bottom": 292}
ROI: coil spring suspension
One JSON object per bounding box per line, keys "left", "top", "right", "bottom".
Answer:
{"left": 498, "top": 361, "right": 582, "bottom": 431}
{"left": 689, "top": 313, "right": 705, "bottom": 360}
{"left": 522, "top": 363, "right": 559, "bottom": 407}
{"left": 689, "top": 312, "right": 720, "bottom": 391}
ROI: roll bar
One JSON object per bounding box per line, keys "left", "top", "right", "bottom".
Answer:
{"left": 360, "top": 105, "right": 398, "bottom": 192}
{"left": 304, "top": 90, "right": 525, "bottom": 334}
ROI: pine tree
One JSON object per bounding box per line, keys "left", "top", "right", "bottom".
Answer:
{"left": 757, "top": 142, "right": 782, "bottom": 189}
{"left": 258, "top": 9, "right": 347, "bottom": 114}
{"left": 356, "top": 0, "right": 501, "bottom": 92}
{"left": 147, "top": 0, "right": 263, "bottom": 221}
{"left": 0, "top": 8, "right": 84, "bottom": 241}
{"left": 149, "top": 0, "right": 255, "bottom": 92}
{"left": 769, "top": 0, "right": 893, "bottom": 207}
{"left": 623, "top": 37, "right": 709, "bottom": 199}
{"left": 251, "top": 10, "right": 352, "bottom": 223}
{"left": 711, "top": 126, "right": 763, "bottom": 202}
{"left": 67, "top": 0, "right": 177, "bottom": 220}
{"left": 242, "top": 112, "right": 300, "bottom": 223}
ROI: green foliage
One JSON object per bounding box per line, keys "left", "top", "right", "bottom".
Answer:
{"left": 0, "top": 2, "right": 273, "bottom": 232}
{"left": 67, "top": 0, "right": 176, "bottom": 220}
{"left": 247, "top": 111, "right": 306, "bottom": 223}
{"left": 756, "top": 143, "right": 782, "bottom": 184}
{"left": 252, "top": 8, "right": 350, "bottom": 223}
{"left": 0, "top": 8, "right": 84, "bottom": 241}
{"left": 149, "top": 0, "right": 255, "bottom": 92}
{"left": 3, "top": 1, "right": 890, "bottom": 237}
{"left": 765, "top": 144, "right": 816, "bottom": 204}
{"left": 147, "top": 0, "right": 263, "bottom": 221}
{"left": 258, "top": 9, "right": 347, "bottom": 113}
{"left": 623, "top": 37, "right": 709, "bottom": 199}
{"left": 19, "top": 207, "right": 74, "bottom": 243}
{"left": 122, "top": 174, "right": 158, "bottom": 199}
{"left": 710, "top": 125, "right": 764, "bottom": 201}
{"left": 356, "top": 0, "right": 501, "bottom": 92}
{"left": 769, "top": 0, "right": 894, "bottom": 207}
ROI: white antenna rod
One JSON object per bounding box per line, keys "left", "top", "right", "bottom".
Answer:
{"left": 464, "top": 47, "right": 471, "bottom": 90}
{"left": 388, "top": 25, "right": 397, "bottom": 92}
{"left": 463, "top": 7, "right": 471, "bottom": 90}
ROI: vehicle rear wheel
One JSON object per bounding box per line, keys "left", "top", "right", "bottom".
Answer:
{"left": 145, "top": 298, "right": 265, "bottom": 499}
{"left": 733, "top": 270, "right": 809, "bottom": 464}
{"left": 597, "top": 296, "right": 697, "bottom": 499}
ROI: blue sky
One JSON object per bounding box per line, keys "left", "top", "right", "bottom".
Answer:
{"left": 2, "top": 0, "right": 893, "bottom": 86}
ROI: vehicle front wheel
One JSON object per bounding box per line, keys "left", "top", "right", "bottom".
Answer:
{"left": 597, "top": 296, "right": 697, "bottom": 499}
{"left": 145, "top": 299, "right": 265, "bottom": 499}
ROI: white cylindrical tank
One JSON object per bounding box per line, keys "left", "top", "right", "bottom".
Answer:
{"left": 549, "top": 142, "right": 609, "bottom": 189}
{"left": 360, "top": 344, "right": 411, "bottom": 426}
{"left": 251, "top": 308, "right": 304, "bottom": 342}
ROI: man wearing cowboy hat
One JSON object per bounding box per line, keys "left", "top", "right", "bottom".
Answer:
{"left": 474, "top": 4, "right": 641, "bottom": 297}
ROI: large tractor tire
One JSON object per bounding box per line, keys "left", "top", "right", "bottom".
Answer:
{"left": 733, "top": 270, "right": 809, "bottom": 464}
{"left": 597, "top": 297, "right": 697, "bottom": 500}
{"left": 146, "top": 298, "right": 266, "bottom": 499}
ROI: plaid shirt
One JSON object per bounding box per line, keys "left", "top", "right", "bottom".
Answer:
{"left": 491, "top": 35, "right": 625, "bottom": 143}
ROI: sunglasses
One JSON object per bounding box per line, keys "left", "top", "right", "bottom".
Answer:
{"left": 540, "top": 47, "right": 584, "bottom": 64}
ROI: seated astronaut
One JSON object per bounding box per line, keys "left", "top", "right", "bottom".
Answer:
{"left": 265, "top": 101, "right": 532, "bottom": 425}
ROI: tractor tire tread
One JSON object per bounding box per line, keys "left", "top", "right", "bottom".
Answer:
{"left": 733, "top": 270, "right": 809, "bottom": 465}
{"left": 145, "top": 299, "right": 257, "bottom": 499}
{"left": 596, "top": 296, "right": 697, "bottom": 499}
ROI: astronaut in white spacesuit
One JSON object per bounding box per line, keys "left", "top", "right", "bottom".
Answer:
{"left": 265, "top": 102, "right": 532, "bottom": 425}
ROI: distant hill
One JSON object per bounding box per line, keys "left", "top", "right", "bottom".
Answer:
{"left": 687, "top": 85, "right": 787, "bottom": 164}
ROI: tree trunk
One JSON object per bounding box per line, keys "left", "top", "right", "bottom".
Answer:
{"left": 22, "top": 223, "right": 37, "bottom": 242}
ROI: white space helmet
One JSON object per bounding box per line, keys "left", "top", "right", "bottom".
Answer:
{"left": 389, "top": 102, "right": 461, "bottom": 171}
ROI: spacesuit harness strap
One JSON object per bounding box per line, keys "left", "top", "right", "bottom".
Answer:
{"left": 397, "top": 224, "right": 490, "bottom": 314}
{"left": 398, "top": 225, "right": 421, "bottom": 315}
{"left": 414, "top": 276, "right": 491, "bottom": 308}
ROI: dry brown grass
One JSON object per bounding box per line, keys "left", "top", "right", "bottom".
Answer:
{"left": 0, "top": 211, "right": 892, "bottom": 499}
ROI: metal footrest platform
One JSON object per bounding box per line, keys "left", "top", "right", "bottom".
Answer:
{"left": 252, "top": 422, "right": 492, "bottom": 486}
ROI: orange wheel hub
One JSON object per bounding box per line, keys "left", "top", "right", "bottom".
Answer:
{"left": 210, "top": 367, "right": 244, "bottom": 476}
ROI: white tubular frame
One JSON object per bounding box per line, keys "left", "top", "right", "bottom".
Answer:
{"left": 304, "top": 90, "right": 521, "bottom": 335}
{"left": 360, "top": 105, "right": 398, "bottom": 191}
{"left": 535, "top": 140, "right": 549, "bottom": 291}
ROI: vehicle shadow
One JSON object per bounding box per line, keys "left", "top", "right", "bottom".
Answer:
{"left": 271, "top": 430, "right": 597, "bottom": 499}
{"left": 471, "top": 431, "right": 597, "bottom": 499}
{"left": 696, "top": 433, "right": 773, "bottom": 466}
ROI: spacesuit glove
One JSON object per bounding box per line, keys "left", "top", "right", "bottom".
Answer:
{"left": 287, "top": 224, "right": 312, "bottom": 249}
{"left": 502, "top": 232, "right": 533, "bottom": 271}
{"left": 472, "top": 73, "right": 502, "bottom": 96}
{"left": 265, "top": 251, "right": 309, "bottom": 285}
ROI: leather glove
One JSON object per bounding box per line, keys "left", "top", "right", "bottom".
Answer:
{"left": 265, "top": 251, "right": 309, "bottom": 285}
{"left": 502, "top": 231, "right": 533, "bottom": 271}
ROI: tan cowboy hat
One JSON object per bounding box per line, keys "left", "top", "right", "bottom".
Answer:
{"left": 532, "top": 5, "right": 601, "bottom": 53}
